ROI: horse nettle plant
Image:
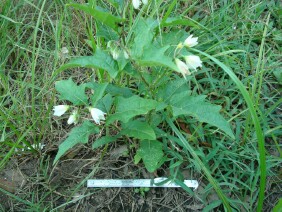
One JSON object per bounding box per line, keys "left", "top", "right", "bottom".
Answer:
{"left": 52, "top": 16, "right": 234, "bottom": 174}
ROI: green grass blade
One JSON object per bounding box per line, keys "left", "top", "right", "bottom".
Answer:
{"left": 0, "top": 188, "right": 36, "bottom": 208}
{"left": 160, "top": 0, "right": 177, "bottom": 25}
{"left": 192, "top": 48, "right": 266, "bottom": 211}
{"left": 252, "top": 14, "right": 270, "bottom": 105}
{"left": 166, "top": 117, "right": 232, "bottom": 212}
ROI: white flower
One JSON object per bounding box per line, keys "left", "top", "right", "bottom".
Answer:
{"left": 175, "top": 58, "right": 191, "bottom": 77}
{"left": 112, "top": 49, "right": 119, "bottom": 60}
{"left": 67, "top": 110, "right": 79, "bottom": 125}
{"left": 132, "top": 0, "right": 141, "bottom": 9}
{"left": 184, "top": 35, "right": 198, "bottom": 48}
{"left": 89, "top": 108, "right": 106, "bottom": 125}
{"left": 184, "top": 55, "right": 202, "bottom": 70}
{"left": 142, "top": 0, "right": 148, "bottom": 4}
{"left": 53, "top": 105, "right": 69, "bottom": 116}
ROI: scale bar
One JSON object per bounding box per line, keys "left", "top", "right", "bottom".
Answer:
{"left": 87, "top": 178, "right": 199, "bottom": 189}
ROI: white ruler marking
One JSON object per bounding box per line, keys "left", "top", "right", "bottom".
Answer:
{"left": 87, "top": 178, "right": 199, "bottom": 189}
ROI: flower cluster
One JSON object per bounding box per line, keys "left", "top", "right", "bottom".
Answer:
{"left": 132, "top": 0, "right": 148, "bottom": 9}
{"left": 107, "top": 41, "right": 129, "bottom": 61}
{"left": 174, "top": 35, "right": 202, "bottom": 78}
{"left": 53, "top": 105, "right": 106, "bottom": 125}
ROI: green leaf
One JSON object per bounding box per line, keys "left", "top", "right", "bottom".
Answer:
{"left": 157, "top": 78, "right": 189, "bottom": 102}
{"left": 170, "top": 92, "right": 234, "bottom": 138}
{"left": 131, "top": 18, "right": 177, "bottom": 71}
{"left": 273, "top": 198, "right": 282, "bottom": 212}
{"left": 96, "top": 94, "right": 113, "bottom": 113}
{"left": 156, "top": 29, "right": 188, "bottom": 46}
{"left": 57, "top": 49, "right": 118, "bottom": 79}
{"left": 89, "top": 83, "right": 108, "bottom": 106}
{"left": 137, "top": 45, "right": 178, "bottom": 71}
{"left": 53, "top": 121, "right": 99, "bottom": 164}
{"left": 55, "top": 78, "right": 88, "bottom": 105}
{"left": 121, "top": 120, "right": 156, "bottom": 140}
{"left": 96, "top": 21, "right": 119, "bottom": 41}
{"left": 134, "top": 153, "right": 142, "bottom": 164}
{"left": 86, "top": 81, "right": 133, "bottom": 97}
{"left": 92, "top": 135, "right": 118, "bottom": 149}
{"left": 116, "top": 50, "right": 129, "bottom": 71}
{"left": 68, "top": 4, "right": 124, "bottom": 31}
{"left": 106, "top": 95, "right": 158, "bottom": 124}
{"left": 131, "top": 18, "right": 155, "bottom": 58}
{"left": 137, "top": 140, "right": 164, "bottom": 173}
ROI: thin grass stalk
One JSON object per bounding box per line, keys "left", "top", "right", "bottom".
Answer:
{"left": 192, "top": 48, "right": 266, "bottom": 211}
{"left": 166, "top": 117, "right": 232, "bottom": 211}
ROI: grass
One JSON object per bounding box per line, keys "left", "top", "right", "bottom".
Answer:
{"left": 0, "top": 0, "right": 281, "bottom": 211}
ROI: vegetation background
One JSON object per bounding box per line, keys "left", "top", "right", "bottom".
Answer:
{"left": 0, "top": 0, "right": 281, "bottom": 211}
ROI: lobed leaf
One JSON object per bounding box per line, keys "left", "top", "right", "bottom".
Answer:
{"left": 170, "top": 92, "right": 234, "bottom": 138}
{"left": 137, "top": 140, "right": 164, "bottom": 173}
{"left": 53, "top": 121, "right": 99, "bottom": 164}
{"left": 96, "top": 21, "right": 119, "bottom": 41}
{"left": 57, "top": 49, "right": 119, "bottom": 79}
{"left": 96, "top": 94, "right": 114, "bottom": 113}
{"left": 137, "top": 45, "right": 178, "bottom": 71}
{"left": 157, "top": 78, "right": 189, "bottom": 102}
{"left": 131, "top": 18, "right": 177, "bottom": 71}
{"left": 55, "top": 78, "right": 88, "bottom": 105}
{"left": 131, "top": 18, "right": 155, "bottom": 58}
{"left": 121, "top": 120, "right": 156, "bottom": 140}
{"left": 89, "top": 83, "right": 108, "bottom": 106}
{"left": 106, "top": 95, "right": 158, "bottom": 124}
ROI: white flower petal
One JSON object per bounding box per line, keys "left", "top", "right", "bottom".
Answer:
{"left": 132, "top": 0, "right": 141, "bottom": 9}
{"left": 67, "top": 110, "right": 78, "bottom": 125}
{"left": 53, "top": 105, "right": 69, "bottom": 116}
{"left": 67, "top": 116, "right": 75, "bottom": 125}
{"left": 184, "top": 35, "right": 198, "bottom": 48}
{"left": 175, "top": 58, "right": 191, "bottom": 78}
{"left": 184, "top": 55, "right": 202, "bottom": 70}
{"left": 89, "top": 108, "right": 106, "bottom": 125}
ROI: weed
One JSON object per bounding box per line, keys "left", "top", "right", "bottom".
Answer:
{"left": 0, "top": 0, "right": 281, "bottom": 211}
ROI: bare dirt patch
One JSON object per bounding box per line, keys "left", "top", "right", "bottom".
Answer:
{"left": 0, "top": 144, "right": 204, "bottom": 211}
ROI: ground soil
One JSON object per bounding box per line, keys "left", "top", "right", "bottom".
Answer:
{"left": 0, "top": 144, "right": 205, "bottom": 212}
